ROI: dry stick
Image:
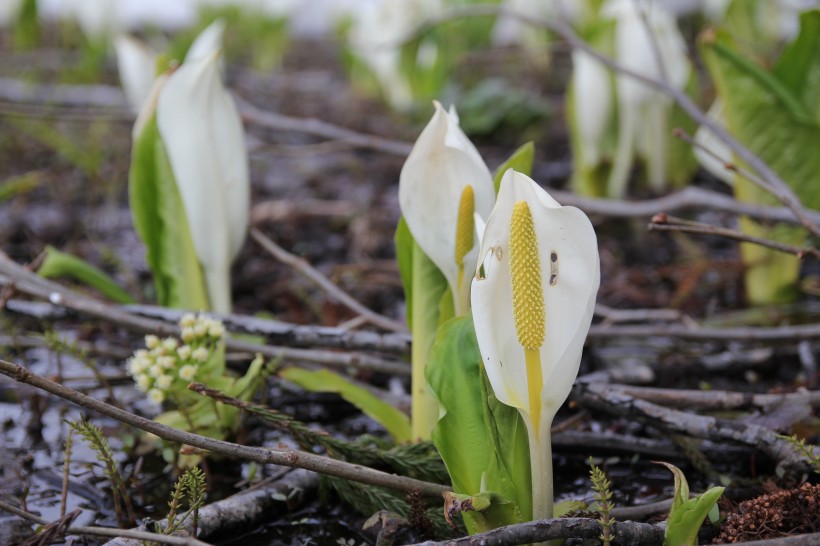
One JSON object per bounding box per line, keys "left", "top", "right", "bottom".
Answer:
{"left": 415, "top": 4, "right": 820, "bottom": 239}
{"left": 407, "top": 517, "right": 665, "bottom": 546}
{"left": 648, "top": 214, "right": 820, "bottom": 260}
{"left": 587, "top": 383, "right": 820, "bottom": 412}
{"left": 237, "top": 97, "right": 412, "bottom": 157}
{"left": 0, "top": 499, "right": 212, "bottom": 546}
{"left": 574, "top": 382, "right": 819, "bottom": 478}
{"left": 550, "top": 186, "right": 820, "bottom": 226}
{"left": 103, "top": 469, "right": 318, "bottom": 546}
{"left": 9, "top": 251, "right": 820, "bottom": 348}
{"left": 249, "top": 228, "right": 407, "bottom": 333}
{"left": 0, "top": 254, "right": 410, "bottom": 373}
{"left": 0, "top": 359, "right": 448, "bottom": 498}
{"left": 123, "top": 303, "right": 412, "bottom": 354}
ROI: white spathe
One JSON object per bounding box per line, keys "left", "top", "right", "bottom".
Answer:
{"left": 155, "top": 51, "right": 250, "bottom": 313}
{"left": 471, "top": 169, "right": 599, "bottom": 522}
{"left": 571, "top": 48, "right": 613, "bottom": 168}
{"left": 115, "top": 34, "right": 157, "bottom": 113}
{"left": 602, "top": 0, "right": 690, "bottom": 197}
{"left": 184, "top": 18, "right": 226, "bottom": 63}
{"left": 472, "top": 169, "right": 599, "bottom": 431}
{"left": 399, "top": 100, "right": 495, "bottom": 315}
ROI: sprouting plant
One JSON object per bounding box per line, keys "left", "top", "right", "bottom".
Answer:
{"left": 165, "top": 466, "right": 207, "bottom": 537}
{"left": 777, "top": 434, "right": 820, "bottom": 474}
{"left": 126, "top": 313, "right": 226, "bottom": 408}
{"left": 658, "top": 462, "right": 724, "bottom": 546}
{"left": 67, "top": 419, "right": 136, "bottom": 527}
{"left": 588, "top": 458, "right": 614, "bottom": 546}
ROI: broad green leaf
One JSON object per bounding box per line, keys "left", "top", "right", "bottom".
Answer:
{"left": 427, "top": 315, "right": 529, "bottom": 532}
{"left": 38, "top": 246, "right": 135, "bottom": 304}
{"left": 129, "top": 117, "right": 209, "bottom": 310}
{"left": 480, "top": 363, "right": 531, "bottom": 522}
{"left": 427, "top": 315, "right": 489, "bottom": 497}
{"left": 659, "top": 462, "right": 724, "bottom": 546}
{"left": 774, "top": 11, "right": 820, "bottom": 122}
{"left": 280, "top": 367, "right": 411, "bottom": 444}
{"left": 702, "top": 28, "right": 820, "bottom": 304}
{"left": 492, "top": 142, "right": 535, "bottom": 194}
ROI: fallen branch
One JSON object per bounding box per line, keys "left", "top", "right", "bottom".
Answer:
{"left": 103, "top": 469, "right": 318, "bottom": 546}
{"left": 407, "top": 517, "right": 664, "bottom": 546}
{"left": 0, "top": 498, "right": 210, "bottom": 545}
{"left": 648, "top": 214, "right": 820, "bottom": 260}
{"left": 574, "top": 382, "right": 819, "bottom": 479}
{"left": 250, "top": 227, "right": 407, "bottom": 332}
{"left": 0, "top": 359, "right": 448, "bottom": 498}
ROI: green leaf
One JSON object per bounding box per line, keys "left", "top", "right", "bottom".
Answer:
{"left": 427, "top": 315, "right": 530, "bottom": 531}
{"left": 0, "top": 171, "right": 42, "bottom": 203}
{"left": 702, "top": 27, "right": 820, "bottom": 304}
{"left": 38, "top": 246, "right": 135, "bottom": 304}
{"left": 394, "top": 216, "right": 415, "bottom": 324}
{"left": 492, "top": 142, "right": 535, "bottom": 194}
{"left": 443, "top": 490, "right": 519, "bottom": 534}
{"left": 774, "top": 11, "right": 820, "bottom": 122}
{"left": 427, "top": 316, "right": 489, "bottom": 497}
{"left": 280, "top": 367, "right": 411, "bottom": 444}
{"left": 129, "top": 117, "right": 209, "bottom": 310}
{"left": 659, "top": 462, "right": 724, "bottom": 546}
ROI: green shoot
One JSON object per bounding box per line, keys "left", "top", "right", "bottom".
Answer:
{"left": 588, "top": 458, "right": 614, "bottom": 546}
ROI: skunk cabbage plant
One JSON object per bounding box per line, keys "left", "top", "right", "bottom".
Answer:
{"left": 398, "top": 100, "right": 495, "bottom": 439}
{"left": 472, "top": 169, "right": 600, "bottom": 521}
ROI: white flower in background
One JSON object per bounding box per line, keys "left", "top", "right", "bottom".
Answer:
{"left": 0, "top": 0, "right": 22, "bottom": 26}
{"left": 472, "top": 169, "right": 600, "bottom": 521}
{"left": 62, "top": 0, "right": 122, "bottom": 41}
{"left": 399, "top": 101, "right": 496, "bottom": 315}
{"left": 347, "top": 0, "right": 441, "bottom": 110}
{"left": 571, "top": 48, "right": 613, "bottom": 170}
{"left": 115, "top": 34, "right": 157, "bottom": 113}
{"left": 694, "top": 99, "right": 734, "bottom": 185}
{"left": 154, "top": 50, "right": 250, "bottom": 314}
{"left": 184, "top": 18, "right": 226, "bottom": 66}
{"left": 148, "top": 388, "right": 165, "bottom": 405}
{"left": 493, "top": 0, "right": 589, "bottom": 52}
{"left": 602, "top": 0, "right": 690, "bottom": 197}
{"left": 177, "top": 344, "right": 193, "bottom": 360}
{"left": 192, "top": 347, "right": 210, "bottom": 362}
{"left": 155, "top": 374, "right": 173, "bottom": 389}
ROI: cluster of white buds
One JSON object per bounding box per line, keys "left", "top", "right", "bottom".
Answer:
{"left": 127, "top": 313, "right": 225, "bottom": 405}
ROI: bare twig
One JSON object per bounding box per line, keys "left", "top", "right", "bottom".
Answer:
{"left": 103, "top": 469, "right": 317, "bottom": 546}
{"left": 574, "top": 382, "right": 819, "bottom": 478}
{"left": 237, "top": 97, "right": 412, "bottom": 156}
{"left": 0, "top": 359, "right": 448, "bottom": 498}
{"left": 0, "top": 499, "right": 211, "bottom": 546}
{"left": 550, "top": 187, "right": 820, "bottom": 226}
{"left": 648, "top": 214, "right": 820, "bottom": 260}
{"left": 407, "top": 517, "right": 664, "bottom": 546}
{"left": 585, "top": 383, "right": 820, "bottom": 412}
{"left": 250, "top": 228, "right": 407, "bottom": 332}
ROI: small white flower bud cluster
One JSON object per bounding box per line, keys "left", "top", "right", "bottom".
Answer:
{"left": 127, "top": 313, "right": 225, "bottom": 405}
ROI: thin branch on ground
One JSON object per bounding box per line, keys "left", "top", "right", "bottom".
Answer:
{"left": 102, "top": 469, "right": 318, "bottom": 546}
{"left": 550, "top": 186, "right": 820, "bottom": 226}
{"left": 409, "top": 4, "right": 820, "bottom": 239}
{"left": 237, "top": 97, "right": 412, "bottom": 156}
{"left": 584, "top": 383, "right": 820, "bottom": 412}
{"left": 648, "top": 214, "right": 820, "bottom": 260}
{"left": 250, "top": 227, "right": 407, "bottom": 332}
{"left": 406, "top": 517, "right": 664, "bottom": 546}
{"left": 574, "top": 382, "right": 819, "bottom": 479}
{"left": 0, "top": 499, "right": 212, "bottom": 546}
{"left": 0, "top": 359, "right": 448, "bottom": 498}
